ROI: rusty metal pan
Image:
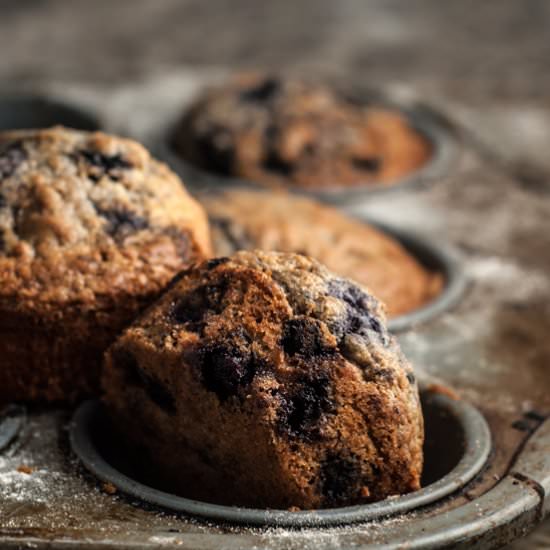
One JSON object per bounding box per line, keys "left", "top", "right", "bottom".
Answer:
{"left": 69, "top": 388, "right": 491, "bottom": 528}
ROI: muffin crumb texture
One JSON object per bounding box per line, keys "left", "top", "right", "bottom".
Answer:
{"left": 0, "top": 127, "right": 210, "bottom": 403}
{"left": 173, "top": 75, "right": 432, "bottom": 189}
{"left": 103, "top": 250, "right": 424, "bottom": 509}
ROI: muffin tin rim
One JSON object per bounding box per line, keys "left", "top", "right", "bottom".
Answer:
{"left": 69, "top": 389, "right": 491, "bottom": 527}
{"left": 0, "top": 93, "right": 101, "bottom": 132}
{"left": 155, "top": 95, "right": 457, "bottom": 204}
{"left": 371, "top": 221, "right": 467, "bottom": 333}
{"left": 0, "top": 404, "right": 26, "bottom": 453}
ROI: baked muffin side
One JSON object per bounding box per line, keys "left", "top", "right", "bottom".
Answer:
{"left": 203, "top": 189, "right": 442, "bottom": 317}
{"left": 103, "top": 250, "right": 424, "bottom": 509}
{"left": 0, "top": 127, "right": 211, "bottom": 403}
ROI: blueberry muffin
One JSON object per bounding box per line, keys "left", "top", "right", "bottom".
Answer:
{"left": 103, "top": 251, "right": 423, "bottom": 509}
{"left": 0, "top": 127, "right": 210, "bottom": 403}
{"left": 172, "top": 74, "right": 432, "bottom": 190}
{"left": 203, "top": 189, "right": 442, "bottom": 318}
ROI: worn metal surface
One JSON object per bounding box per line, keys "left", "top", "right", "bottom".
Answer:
{"left": 0, "top": 1, "right": 549, "bottom": 548}
{"left": 373, "top": 222, "right": 466, "bottom": 333}
{"left": 0, "top": 406, "right": 25, "bottom": 453}
{"left": 69, "top": 391, "right": 491, "bottom": 528}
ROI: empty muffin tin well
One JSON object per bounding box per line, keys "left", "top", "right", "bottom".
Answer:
{"left": 0, "top": 405, "right": 26, "bottom": 453}
{"left": 0, "top": 95, "right": 100, "bottom": 132}
{"left": 157, "top": 97, "right": 457, "bottom": 206}
{"left": 70, "top": 388, "right": 490, "bottom": 527}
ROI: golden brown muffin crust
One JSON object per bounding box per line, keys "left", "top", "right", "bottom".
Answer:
{"left": 0, "top": 127, "right": 211, "bottom": 403}
{"left": 0, "top": 127, "right": 210, "bottom": 313}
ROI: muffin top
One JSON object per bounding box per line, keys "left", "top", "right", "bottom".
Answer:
{"left": 172, "top": 74, "right": 432, "bottom": 189}
{"left": 103, "top": 250, "right": 423, "bottom": 508}
{"left": 0, "top": 127, "right": 210, "bottom": 314}
{"left": 126, "top": 250, "right": 411, "bottom": 395}
{"left": 203, "top": 189, "right": 442, "bottom": 317}
{"left": 103, "top": 251, "right": 423, "bottom": 509}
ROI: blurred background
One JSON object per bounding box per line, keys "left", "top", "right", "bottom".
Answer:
{"left": 1, "top": 1, "right": 548, "bottom": 92}
{"left": 2, "top": 0, "right": 550, "bottom": 181}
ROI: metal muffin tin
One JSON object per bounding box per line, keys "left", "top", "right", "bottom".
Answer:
{"left": 156, "top": 93, "right": 457, "bottom": 206}
{"left": 69, "top": 389, "right": 491, "bottom": 527}
{"left": 0, "top": 405, "right": 26, "bottom": 453}
{"left": 0, "top": 95, "right": 100, "bottom": 132}
{"left": 376, "top": 221, "right": 467, "bottom": 333}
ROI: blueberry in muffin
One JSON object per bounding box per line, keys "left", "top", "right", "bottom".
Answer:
{"left": 203, "top": 189, "right": 442, "bottom": 318}
{"left": 103, "top": 250, "right": 423, "bottom": 509}
{"left": 172, "top": 74, "right": 432, "bottom": 190}
{"left": 0, "top": 127, "right": 210, "bottom": 403}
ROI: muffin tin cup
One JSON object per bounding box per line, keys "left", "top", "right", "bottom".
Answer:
{"left": 372, "top": 222, "right": 467, "bottom": 333}
{"left": 69, "top": 388, "right": 490, "bottom": 528}
{"left": 0, "top": 404, "right": 26, "bottom": 452}
{"left": 0, "top": 95, "right": 100, "bottom": 132}
{"left": 156, "top": 98, "right": 457, "bottom": 206}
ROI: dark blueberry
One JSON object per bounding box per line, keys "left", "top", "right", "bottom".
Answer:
{"left": 96, "top": 207, "right": 148, "bottom": 240}
{"left": 199, "top": 343, "right": 257, "bottom": 400}
{"left": 0, "top": 141, "right": 27, "bottom": 180}
{"left": 171, "top": 279, "right": 228, "bottom": 331}
{"left": 262, "top": 151, "right": 293, "bottom": 176}
{"left": 240, "top": 78, "right": 281, "bottom": 102}
{"left": 210, "top": 216, "right": 255, "bottom": 251}
{"left": 206, "top": 257, "right": 230, "bottom": 270}
{"left": 406, "top": 372, "right": 416, "bottom": 385}
{"left": 113, "top": 348, "right": 176, "bottom": 414}
{"left": 328, "top": 278, "right": 372, "bottom": 312}
{"left": 278, "top": 373, "right": 333, "bottom": 440}
{"left": 78, "top": 150, "right": 132, "bottom": 181}
{"left": 320, "top": 453, "right": 362, "bottom": 504}
{"left": 171, "top": 282, "right": 226, "bottom": 332}
{"left": 352, "top": 156, "right": 382, "bottom": 173}
{"left": 0, "top": 229, "right": 5, "bottom": 252}
{"left": 171, "top": 296, "right": 206, "bottom": 332}
{"left": 327, "top": 279, "right": 388, "bottom": 345}
{"left": 194, "top": 130, "right": 235, "bottom": 175}
{"left": 282, "top": 318, "right": 334, "bottom": 358}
